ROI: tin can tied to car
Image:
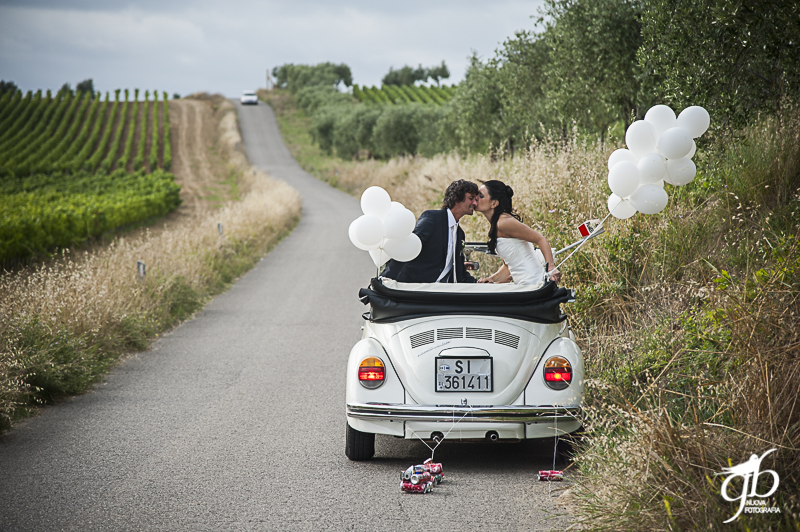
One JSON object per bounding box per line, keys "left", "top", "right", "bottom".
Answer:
{"left": 537, "top": 470, "right": 564, "bottom": 481}
{"left": 401, "top": 465, "right": 435, "bottom": 494}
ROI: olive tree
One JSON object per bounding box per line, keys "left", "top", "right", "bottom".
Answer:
{"left": 639, "top": 0, "right": 800, "bottom": 128}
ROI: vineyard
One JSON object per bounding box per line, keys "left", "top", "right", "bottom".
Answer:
{"left": 0, "top": 88, "right": 179, "bottom": 264}
{"left": 352, "top": 84, "right": 454, "bottom": 105}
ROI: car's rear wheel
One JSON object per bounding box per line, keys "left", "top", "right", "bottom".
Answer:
{"left": 345, "top": 422, "right": 375, "bottom": 461}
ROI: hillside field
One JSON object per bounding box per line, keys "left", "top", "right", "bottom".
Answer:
{"left": 0, "top": 88, "right": 179, "bottom": 264}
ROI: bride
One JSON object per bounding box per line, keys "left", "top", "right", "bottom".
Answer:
{"left": 475, "top": 180, "right": 561, "bottom": 285}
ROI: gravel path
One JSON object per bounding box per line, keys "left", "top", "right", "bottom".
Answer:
{"left": 0, "top": 100, "right": 576, "bottom": 531}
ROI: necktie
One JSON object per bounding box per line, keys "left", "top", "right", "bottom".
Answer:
{"left": 452, "top": 223, "right": 458, "bottom": 283}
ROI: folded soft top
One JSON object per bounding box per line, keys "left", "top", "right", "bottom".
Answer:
{"left": 358, "top": 277, "right": 574, "bottom": 324}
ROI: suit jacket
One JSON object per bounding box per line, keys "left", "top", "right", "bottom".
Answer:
{"left": 382, "top": 208, "right": 476, "bottom": 283}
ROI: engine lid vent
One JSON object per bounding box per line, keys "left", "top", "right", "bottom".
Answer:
{"left": 437, "top": 327, "right": 464, "bottom": 340}
{"left": 410, "top": 330, "right": 434, "bottom": 349}
{"left": 494, "top": 330, "right": 520, "bottom": 349}
{"left": 466, "top": 327, "right": 492, "bottom": 340}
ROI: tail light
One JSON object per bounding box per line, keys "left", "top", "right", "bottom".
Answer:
{"left": 358, "top": 357, "right": 385, "bottom": 389}
{"left": 543, "top": 356, "right": 572, "bottom": 390}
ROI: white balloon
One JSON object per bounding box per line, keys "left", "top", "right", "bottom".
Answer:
{"left": 637, "top": 152, "right": 667, "bottom": 183}
{"left": 608, "top": 161, "right": 641, "bottom": 198}
{"left": 360, "top": 186, "right": 392, "bottom": 218}
{"left": 629, "top": 184, "right": 669, "bottom": 215}
{"left": 625, "top": 120, "right": 658, "bottom": 156}
{"left": 644, "top": 105, "right": 677, "bottom": 137}
{"left": 608, "top": 193, "right": 637, "bottom": 219}
{"left": 687, "top": 140, "right": 697, "bottom": 159}
{"left": 369, "top": 247, "right": 391, "bottom": 267}
{"left": 354, "top": 214, "right": 385, "bottom": 247}
{"left": 383, "top": 204, "right": 416, "bottom": 239}
{"left": 607, "top": 148, "right": 638, "bottom": 170}
{"left": 658, "top": 127, "right": 694, "bottom": 160}
{"left": 665, "top": 158, "right": 697, "bottom": 186}
{"left": 348, "top": 218, "right": 380, "bottom": 251}
{"left": 677, "top": 106, "right": 710, "bottom": 138}
{"left": 383, "top": 233, "right": 422, "bottom": 262}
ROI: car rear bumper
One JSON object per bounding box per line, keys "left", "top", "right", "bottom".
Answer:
{"left": 346, "top": 402, "right": 581, "bottom": 424}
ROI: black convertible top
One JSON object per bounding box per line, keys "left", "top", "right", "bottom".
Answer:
{"left": 358, "top": 278, "right": 574, "bottom": 324}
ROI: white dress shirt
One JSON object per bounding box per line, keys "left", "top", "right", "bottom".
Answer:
{"left": 436, "top": 209, "right": 458, "bottom": 282}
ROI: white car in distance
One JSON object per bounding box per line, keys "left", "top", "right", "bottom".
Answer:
{"left": 240, "top": 90, "right": 258, "bottom": 105}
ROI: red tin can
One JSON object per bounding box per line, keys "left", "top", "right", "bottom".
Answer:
{"left": 538, "top": 470, "right": 564, "bottom": 481}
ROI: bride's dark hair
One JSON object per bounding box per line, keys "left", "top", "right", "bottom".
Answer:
{"left": 483, "top": 180, "right": 520, "bottom": 255}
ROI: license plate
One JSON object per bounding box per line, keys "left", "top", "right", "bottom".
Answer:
{"left": 435, "top": 357, "right": 493, "bottom": 392}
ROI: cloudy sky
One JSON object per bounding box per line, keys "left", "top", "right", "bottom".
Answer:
{"left": 0, "top": 0, "right": 545, "bottom": 98}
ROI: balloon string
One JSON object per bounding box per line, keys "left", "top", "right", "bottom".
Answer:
{"left": 553, "top": 211, "right": 613, "bottom": 272}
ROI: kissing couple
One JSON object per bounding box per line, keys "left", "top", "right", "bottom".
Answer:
{"left": 381, "top": 179, "right": 561, "bottom": 286}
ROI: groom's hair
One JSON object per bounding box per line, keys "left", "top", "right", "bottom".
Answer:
{"left": 442, "top": 180, "right": 479, "bottom": 209}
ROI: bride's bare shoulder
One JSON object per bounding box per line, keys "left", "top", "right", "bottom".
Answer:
{"left": 497, "top": 214, "right": 524, "bottom": 229}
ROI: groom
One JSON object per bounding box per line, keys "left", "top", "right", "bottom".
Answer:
{"left": 382, "top": 179, "right": 479, "bottom": 283}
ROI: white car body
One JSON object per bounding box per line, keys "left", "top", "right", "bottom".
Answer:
{"left": 240, "top": 90, "right": 258, "bottom": 105}
{"left": 345, "top": 277, "right": 584, "bottom": 460}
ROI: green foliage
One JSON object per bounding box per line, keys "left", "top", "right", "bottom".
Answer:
{"left": 352, "top": 84, "right": 453, "bottom": 106}
{"left": 149, "top": 91, "right": 159, "bottom": 170}
{"left": 0, "top": 80, "right": 18, "bottom": 95}
{"left": 85, "top": 94, "right": 120, "bottom": 172}
{"left": 162, "top": 92, "right": 171, "bottom": 170}
{"left": 75, "top": 78, "right": 94, "bottom": 98}
{"left": 444, "top": 53, "right": 506, "bottom": 153}
{"left": 0, "top": 169, "right": 181, "bottom": 262}
{"left": 639, "top": 0, "right": 800, "bottom": 129}
{"left": 117, "top": 97, "right": 137, "bottom": 170}
{"left": 541, "top": 0, "right": 655, "bottom": 133}
{"left": 271, "top": 62, "right": 353, "bottom": 93}
{"left": 382, "top": 61, "right": 450, "bottom": 86}
{"left": 372, "top": 104, "right": 437, "bottom": 157}
{"left": 295, "top": 85, "right": 353, "bottom": 114}
{"left": 15, "top": 92, "right": 86, "bottom": 176}
{"left": 58, "top": 83, "right": 74, "bottom": 98}
{"left": 134, "top": 93, "right": 149, "bottom": 170}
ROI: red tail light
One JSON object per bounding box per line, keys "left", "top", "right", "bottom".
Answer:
{"left": 358, "top": 357, "right": 385, "bottom": 389}
{"left": 543, "top": 356, "right": 572, "bottom": 390}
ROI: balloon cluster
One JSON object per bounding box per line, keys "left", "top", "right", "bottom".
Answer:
{"left": 607, "top": 105, "right": 710, "bottom": 219}
{"left": 349, "top": 186, "right": 422, "bottom": 267}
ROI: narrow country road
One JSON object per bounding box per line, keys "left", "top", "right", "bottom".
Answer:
{"left": 0, "top": 101, "right": 575, "bottom": 531}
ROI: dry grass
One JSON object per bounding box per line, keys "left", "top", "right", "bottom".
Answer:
{"left": 280, "top": 104, "right": 800, "bottom": 529}
{"left": 0, "top": 94, "right": 301, "bottom": 431}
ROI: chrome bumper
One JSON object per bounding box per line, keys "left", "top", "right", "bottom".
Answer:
{"left": 346, "top": 403, "right": 581, "bottom": 424}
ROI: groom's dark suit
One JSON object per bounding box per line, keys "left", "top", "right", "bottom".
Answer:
{"left": 382, "top": 208, "right": 476, "bottom": 283}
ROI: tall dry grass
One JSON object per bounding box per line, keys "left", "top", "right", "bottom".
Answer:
{"left": 0, "top": 96, "right": 301, "bottom": 431}
{"left": 306, "top": 114, "right": 800, "bottom": 529}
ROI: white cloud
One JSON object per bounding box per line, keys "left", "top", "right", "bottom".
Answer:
{"left": 0, "top": 0, "right": 544, "bottom": 97}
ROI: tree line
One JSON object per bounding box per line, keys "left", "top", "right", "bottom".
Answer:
{"left": 272, "top": 0, "right": 799, "bottom": 160}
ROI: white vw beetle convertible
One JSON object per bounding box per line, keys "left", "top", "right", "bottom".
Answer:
{"left": 345, "top": 260, "right": 584, "bottom": 461}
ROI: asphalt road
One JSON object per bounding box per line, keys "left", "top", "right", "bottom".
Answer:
{"left": 0, "top": 101, "right": 575, "bottom": 531}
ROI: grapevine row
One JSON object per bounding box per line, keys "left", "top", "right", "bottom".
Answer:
{"left": 88, "top": 92, "right": 120, "bottom": 172}
{"left": 162, "top": 91, "right": 171, "bottom": 170}
{"left": 0, "top": 87, "right": 171, "bottom": 176}
{"left": 149, "top": 91, "right": 159, "bottom": 170}
{"left": 117, "top": 89, "right": 137, "bottom": 171}
{"left": 133, "top": 90, "right": 149, "bottom": 171}
{"left": 8, "top": 92, "right": 85, "bottom": 176}
{"left": 352, "top": 84, "right": 454, "bottom": 105}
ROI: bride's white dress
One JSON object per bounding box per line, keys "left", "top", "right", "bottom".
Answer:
{"left": 495, "top": 237, "right": 547, "bottom": 287}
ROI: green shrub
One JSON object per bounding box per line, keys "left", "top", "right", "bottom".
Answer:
{"left": 372, "top": 104, "right": 423, "bottom": 156}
